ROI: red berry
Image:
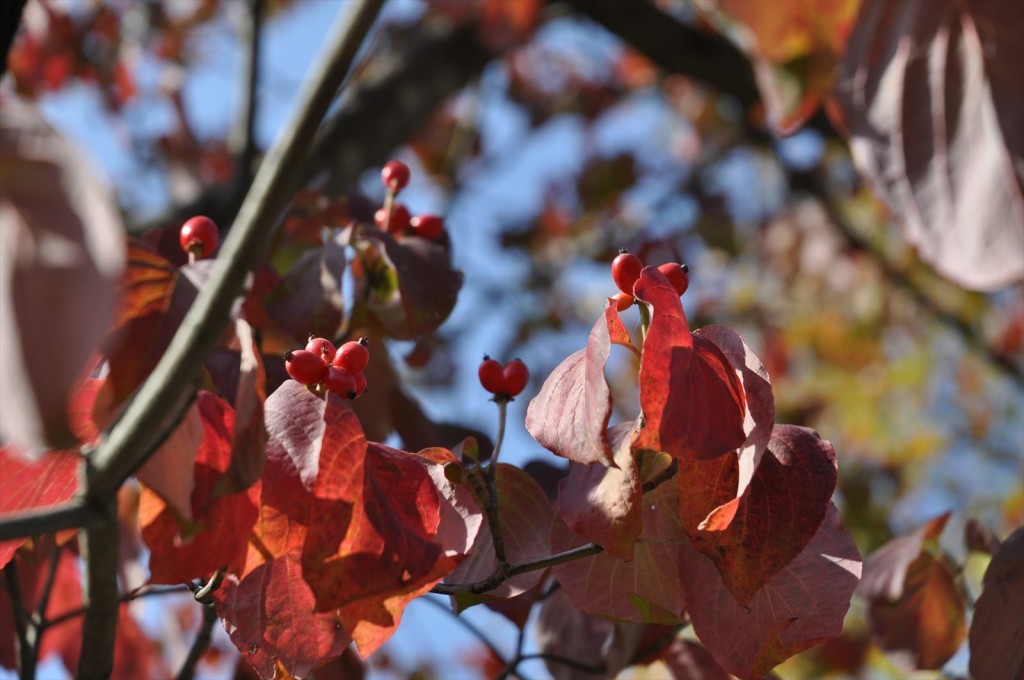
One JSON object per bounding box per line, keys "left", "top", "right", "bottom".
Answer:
{"left": 381, "top": 160, "right": 410, "bottom": 192}
{"left": 612, "top": 292, "right": 634, "bottom": 311}
{"left": 375, "top": 203, "right": 411, "bottom": 235}
{"left": 179, "top": 215, "right": 219, "bottom": 258}
{"left": 410, "top": 214, "right": 445, "bottom": 240}
{"left": 352, "top": 371, "right": 367, "bottom": 397}
{"left": 324, "top": 365, "right": 357, "bottom": 398}
{"left": 657, "top": 263, "right": 690, "bottom": 296}
{"left": 611, "top": 250, "right": 643, "bottom": 296}
{"left": 305, "top": 336, "right": 336, "bottom": 364}
{"left": 333, "top": 338, "right": 370, "bottom": 374}
{"left": 478, "top": 356, "right": 505, "bottom": 395}
{"left": 502, "top": 359, "right": 529, "bottom": 398}
{"left": 285, "top": 349, "right": 328, "bottom": 385}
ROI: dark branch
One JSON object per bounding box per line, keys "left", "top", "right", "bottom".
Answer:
{"left": 431, "top": 542, "right": 602, "bottom": 595}
{"left": 77, "top": 498, "right": 119, "bottom": 680}
{"left": 0, "top": 501, "right": 90, "bottom": 542}
{"left": 44, "top": 584, "right": 189, "bottom": 630}
{"left": 3, "top": 560, "right": 34, "bottom": 680}
{"left": 177, "top": 603, "right": 218, "bottom": 680}
{"left": 0, "top": 0, "right": 28, "bottom": 80}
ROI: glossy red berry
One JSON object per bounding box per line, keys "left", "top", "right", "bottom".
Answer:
{"left": 478, "top": 356, "right": 505, "bottom": 395}
{"left": 333, "top": 338, "right": 370, "bottom": 374}
{"left": 611, "top": 250, "right": 643, "bottom": 296}
{"left": 352, "top": 371, "right": 367, "bottom": 397}
{"left": 324, "top": 365, "right": 357, "bottom": 398}
{"left": 305, "top": 336, "right": 336, "bottom": 364}
{"left": 381, "top": 160, "right": 410, "bottom": 192}
{"left": 502, "top": 359, "right": 529, "bottom": 398}
{"left": 612, "top": 292, "right": 634, "bottom": 311}
{"left": 375, "top": 203, "right": 411, "bottom": 235}
{"left": 179, "top": 216, "right": 219, "bottom": 258}
{"left": 285, "top": 349, "right": 328, "bottom": 385}
{"left": 410, "top": 214, "right": 445, "bottom": 240}
{"left": 658, "top": 262, "right": 690, "bottom": 297}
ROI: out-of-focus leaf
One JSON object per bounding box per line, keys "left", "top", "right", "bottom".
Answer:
{"left": 658, "top": 638, "right": 732, "bottom": 680}
{"left": 265, "top": 240, "right": 345, "bottom": 343}
{"left": 445, "top": 464, "right": 554, "bottom": 600}
{"left": 833, "top": 0, "right": 1024, "bottom": 290}
{"left": 112, "top": 239, "right": 178, "bottom": 328}
{"left": 0, "top": 448, "right": 79, "bottom": 568}
{"left": 139, "top": 392, "right": 259, "bottom": 583}
{"left": 525, "top": 305, "right": 617, "bottom": 466}
{"left": 963, "top": 517, "right": 1002, "bottom": 555}
{"left": 135, "top": 400, "right": 202, "bottom": 524}
{"left": 969, "top": 527, "right": 1024, "bottom": 680}
{"left": 684, "top": 504, "right": 862, "bottom": 679}
{"left": 869, "top": 552, "right": 965, "bottom": 671}
{"left": 0, "top": 101, "right": 124, "bottom": 455}
{"left": 704, "top": 0, "right": 861, "bottom": 132}
{"left": 857, "top": 512, "right": 950, "bottom": 602}
{"left": 215, "top": 556, "right": 351, "bottom": 680}
{"left": 354, "top": 230, "right": 462, "bottom": 340}
{"left": 683, "top": 425, "right": 838, "bottom": 605}
{"left": 633, "top": 268, "right": 746, "bottom": 461}
{"left": 551, "top": 479, "right": 687, "bottom": 625}
{"left": 535, "top": 587, "right": 616, "bottom": 680}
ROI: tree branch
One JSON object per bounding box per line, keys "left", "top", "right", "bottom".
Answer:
{"left": 0, "top": 501, "right": 90, "bottom": 542}
{"left": 0, "top": 0, "right": 28, "bottom": 80}
{"left": 177, "top": 603, "right": 218, "bottom": 680}
{"left": 431, "top": 542, "right": 602, "bottom": 595}
{"left": 3, "top": 560, "right": 34, "bottom": 680}
{"left": 77, "top": 498, "right": 119, "bottom": 680}
{"left": 86, "top": 0, "right": 386, "bottom": 499}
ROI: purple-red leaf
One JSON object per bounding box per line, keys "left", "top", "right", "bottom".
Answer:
{"left": 551, "top": 479, "right": 687, "bottom": 625}
{"left": 658, "top": 638, "right": 732, "bottom": 680}
{"left": 633, "top": 268, "right": 746, "bottom": 461}
{"left": 535, "top": 587, "right": 617, "bottom": 680}
{"left": 969, "top": 527, "right": 1024, "bottom": 680}
{"left": 833, "top": 0, "right": 1024, "bottom": 290}
{"left": 525, "top": 310, "right": 616, "bottom": 466}
{"left": 0, "top": 102, "right": 124, "bottom": 455}
{"left": 135, "top": 400, "right": 202, "bottom": 523}
{"left": 868, "top": 552, "right": 966, "bottom": 671}
{"left": 683, "top": 503, "right": 862, "bottom": 679}
{"left": 857, "top": 511, "right": 950, "bottom": 602}
{"left": 265, "top": 240, "right": 345, "bottom": 344}
{"left": 684, "top": 424, "right": 838, "bottom": 605}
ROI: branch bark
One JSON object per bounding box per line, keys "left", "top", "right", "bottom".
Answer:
{"left": 77, "top": 498, "right": 119, "bottom": 680}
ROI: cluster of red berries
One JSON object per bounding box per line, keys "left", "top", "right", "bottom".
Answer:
{"left": 179, "top": 215, "right": 219, "bottom": 259}
{"left": 285, "top": 336, "right": 370, "bottom": 399}
{"left": 375, "top": 160, "right": 446, "bottom": 241}
{"left": 610, "top": 249, "right": 689, "bottom": 310}
{"left": 478, "top": 356, "right": 529, "bottom": 400}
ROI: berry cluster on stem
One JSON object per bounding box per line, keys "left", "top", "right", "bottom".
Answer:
{"left": 376, "top": 159, "right": 447, "bottom": 241}
{"left": 478, "top": 356, "right": 529, "bottom": 401}
{"left": 285, "top": 335, "right": 370, "bottom": 399}
{"left": 611, "top": 249, "right": 690, "bottom": 307}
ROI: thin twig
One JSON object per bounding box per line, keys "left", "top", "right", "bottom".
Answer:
{"left": 0, "top": 501, "right": 90, "bottom": 542}
{"left": 222, "top": 0, "right": 265, "bottom": 221}
{"left": 177, "top": 603, "right": 218, "bottom": 680}
{"left": 85, "top": 0, "right": 386, "bottom": 499}
{"left": 420, "top": 595, "right": 507, "bottom": 664}
{"left": 641, "top": 459, "right": 678, "bottom": 494}
{"left": 431, "top": 543, "right": 603, "bottom": 595}
{"left": 467, "top": 465, "right": 508, "bottom": 568}
{"left": 44, "top": 584, "right": 190, "bottom": 630}
{"left": 3, "top": 561, "right": 34, "bottom": 680}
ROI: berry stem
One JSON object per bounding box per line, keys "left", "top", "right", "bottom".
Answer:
{"left": 637, "top": 301, "right": 651, "bottom": 346}
{"left": 487, "top": 397, "right": 508, "bottom": 470}
{"left": 187, "top": 250, "right": 197, "bottom": 265}
{"left": 381, "top": 187, "right": 395, "bottom": 232}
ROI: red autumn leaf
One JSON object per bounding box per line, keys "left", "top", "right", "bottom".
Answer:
{"left": 113, "top": 238, "right": 179, "bottom": 329}
{"left": 354, "top": 230, "right": 463, "bottom": 340}
{"left": 683, "top": 503, "right": 862, "bottom": 679}
{"left": 632, "top": 268, "right": 746, "bottom": 462}
{"left": 0, "top": 448, "right": 79, "bottom": 568}
{"left": 692, "top": 325, "right": 775, "bottom": 497}
{"left": 0, "top": 101, "right": 124, "bottom": 455}
{"left": 136, "top": 400, "right": 202, "bottom": 524}
{"left": 445, "top": 464, "right": 554, "bottom": 600}
{"left": 604, "top": 297, "right": 639, "bottom": 354}
{"left": 684, "top": 424, "right": 838, "bottom": 605}
{"left": 140, "top": 392, "right": 259, "bottom": 583}
{"left": 969, "top": 527, "right": 1024, "bottom": 680}
{"left": 556, "top": 420, "right": 642, "bottom": 560}
{"left": 410, "top": 449, "right": 483, "bottom": 561}
{"left": 868, "top": 552, "right": 966, "bottom": 671}
{"left": 265, "top": 240, "right": 346, "bottom": 343}
{"left": 214, "top": 318, "right": 268, "bottom": 498}
{"left": 832, "top": 0, "right": 1024, "bottom": 290}
{"left": 215, "top": 555, "right": 352, "bottom": 680}
{"left": 535, "top": 586, "right": 617, "bottom": 680}
{"left": 551, "top": 479, "right": 687, "bottom": 625}
{"left": 658, "top": 638, "right": 732, "bottom": 680}
{"left": 527, "top": 299, "right": 636, "bottom": 467}
{"left": 857, "top": 511, "right": 950, "bottom": 602}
